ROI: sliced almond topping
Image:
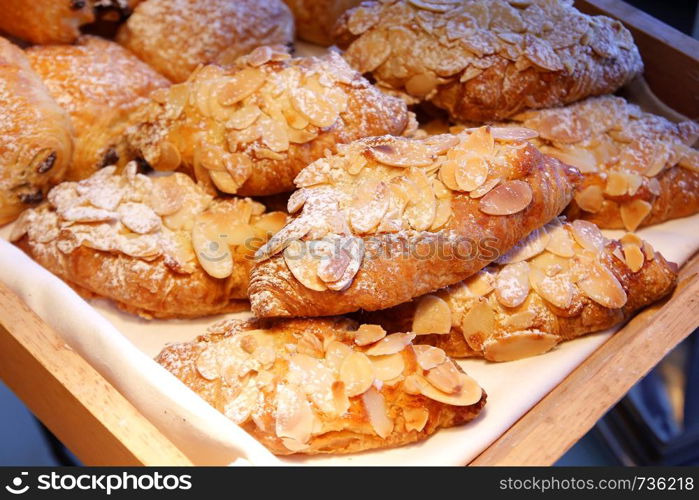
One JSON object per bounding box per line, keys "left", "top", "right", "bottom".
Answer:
{"left": 490, "top": 127, "right": 538, "bottom": 142}
{"left": 365, "top": 332, "right": 416, "bottom": 356}
{"left": 290, "top": 87, "right": 339, "bottom": 128}
{"left": 370, "top": 353, "right": 405, "bottom": 381}
{"left": 316, "top": 248, "right": 350, "bottom": 283}
{"left": 339, "top": 351, "right": 375, "bottom": 397}
{"left": 571, "top": 220, "right": 605, "bottom": 253}
{"left": 496, "top": 227, "right": 549, "bottom": 264}
{"left": 253, "top": 212, "right": 287, "bottom": 237}
{"left": 530, "top": 250, "right": 571, "bottom": 275}
{"left": 418, "top": 372, "right": 482, "bottom": 406}
{"left": 192, "top": 213, "right": 233, "bottom": 279}
{"left": 622, "top": 244, "right": 645, "bottom": 272}
{"left": 479, "top": 180, "right": 533, "bottom": 216}
{"left": 678, "top": 148, "right": 699, "bottom": 173}
{"left": 349, "top": 179, "right": 390, "bottom": 233}
{"left": 546, "top": 223, "right": 576, "bottom": 257}
{"left": 466, "top": 269, "right": 495, "bottom": 297}
{"left": 227, "top": 105, "right": 261, "bottom": 130}
{"left": 412, "top": 344, "right": 448, "bottom": 371}
{"left": 274, "top": 384, "right": 314, "bottom": 445}
{"left": 325, "top": 340, "right": 352, "bottom": 373}
{"left": 542, "top": 146, "right": 598, "bottom": 173}
{"left": 578, "top": 262, "right": 627, "bottom": 309}
{"left": 430, "top": 198, "right": 453, "bottom": 230}
{"left": 495, "top": 262, "right": 531, "bottom": 308}
{"left": 438, "top": 160, "right": 460, "bottom": 190}
{"left": 461, "top": 300, "right": 495, "bottom": 352}
{"left": 412, "top": 295, "right": 452, "bottom": 335}
{"left": 195, "top": 347, "right": 219, "bottom": 380}
{"left": 223, "top": 380, "right": 259, "bottom": 424}
{"left": 209, "top": 170, "right": 241, "bottom": 194}
{"left": 504, "top": 310, "right": 536, "bottom": 329}
{"left": 287, "top": 190, "right": 306, "bottom": 214}
{"left": 625, "top": 172, "right": 643, "bottom": 196}
{"left": 118, "top": 202, "right": 161, "bottom": 235}
{"left": 368, "top": 141, "right": 434, "bottom": 168}
{"left": 408, "top": 0, "right": 459, "bottom": 13}
{"left": 218, "top": 68, "right": 266, "bottom": 106}
{"left": 575, "top": 185, "right": 604, "bottom": 213}
{"left": 331, "top": 381, "right": 350, "bottom": 416}
{"left": 362, "top": 387, "right": 394, "bottom": 438}
{"left": 620, "top": 200, "right": 652, "bottom": 232}
{"left": 605, "top": 171, "right": 629, "bottom": 196}
{"left": 345, "top": 151, "right": 367, "bottom": 175}
{"left": 403, "top": 407, "right": 429, "bottom": 432}
{"left": 355, "top": 324, "right": 387, "bottom": 346}
{"left": 642, "top": 241, "right": 655, "bottom": 261}
{"left": 155, "top": 141, "right": 181, "bottom": 171}
{"left": 283, "top": 240, "right": 328, "bottom": 291}
{"left": 469, "top": 177, "right": 500, "bottom": 198}
{"left": 529, "top": 267, "right": 573, "bottom": 309}
{"left": 405, "top": 168, "right": 436, "bottom": 230}
{"left": 483, "top": 331, "right": 559, "bottom": 362}
{"left": 455, "top": 155, "right": 489, "bottom": 192}
{"left": 149, "top": 175, "right": 185, "bottom": 216}
{"left": 424, "top": 360, "right": 462, "bottom": 394}
{"left": 620, "top": 233, "right": 643, "bottom": 247}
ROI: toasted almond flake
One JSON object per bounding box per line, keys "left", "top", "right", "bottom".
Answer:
{"left": 118, "top": 203, "right": 161, "bottom": 235}
{"left": 575, "top": 185, "right": 604, "bottom": 213}
{"left": 542, "top": 146, "right": 598, "bottom": 173}
{"left": 155, "top": 141, "right": 181, "bottom": 171}
{"left": 438, "top": 160, "right": 460, "bottom": 190}
{"left": 504, "top": 310, "right": 536, "bottom": 329}
{"left": 62, "top": 206, "right": 117, "bottom": 223}
{"left": 462, "top": 127, "right": 495, "bottom": 156}
{"left": 571, "top": 220, "right": 605, "bottom": 253}
{"left": 195, "top": 347, "right": 219, "bottom": 380}
{"left": 417, "top": 372, "right": 482, "bottom": 406}
{"left": 369, "top": 141, "right": 434, "bottom": 168}
{"left": 408, "top": 0, "right": 457, "bottom": 12}
{"left": 625, "top": 173, "right": 644, "bottom": 196}
{"left": 455, "top": 155, "right": 489, "bottom": 192}
{"left": 679, "top": 148, "right": 699, "bottom": 172}
{"left": 490, "top": 127, "right": 538, "bottom": 142}
{"left": 496, "top": 227, "right": 549, "bottom": 264}
{"left": 405, "top": 71, "right": 438, "bottom": 98}
{"left": 287, "top": 190, "right": 306, "bottom": 214}
{"left": 430, "top": 198, "right": 453, "bottom": 230}
{"left": 209, "top": 170, "right": 241, "bottom": 194}
{"left": 253, "top": 212, "right": 287, "bottom": 237}
{"left": 578, "top": 263, "right": 627, "bottom": 309}
{"left": 620, "top": 233, "right": 643, "bottom": 247}
{"left": 339, "top": 352, "right": 375, "bottom": 397}
{"left": 461, "top": 300, "right": 495, "bottom": 351}
{"left": 323, "top": 236, "right": 364, "bottom": 291}
{"left": 620, "top": 200, "right": 652, "bottom": 232}
{"left": 546, "top": 223, "right": 576, "bottom": 257}
{"left": 149, "top": 175, "right": 185, "bottom": 216}
{"left": 469, "top": 177, "right": 500, "bottom": 198}
{"left": 226, "top": 105, "right": 261, "bottom": 130}
{"left": 224, "top": 380, "right": 259, "bottom": 424}
{"left": 283, "top": 240, "right": 327, "bottom": 291}
{"left": 495, "top": 262, "right": 530, "bottom": 308}
{"left": 350, "top": 179, "right": 390, "bottom": 233}
{"left": 362, "top": 387, "right": 393, "bottom": 438}
{"left": 412, "top": 345, "right": 447, "bottom": 371}
{"left": 331, "top": 381, "right": 350, "bottom": 416}
{"left": 412, "top": 295, "right": 452, "bottom": 335}
{"left": 622, "top": 244, "right": 645, "bottom": 272}
{"left": 424, "top": 360, "right": 462, "bottom": 394}
{"left": 355, "top": 324, "right": 387, "bottom": 346}
{"left": 365, "top": 332, "right": 416, "bottom": 356}
{"left": 345, "top": 152, "right": 367, "bottom": 175}
{"left": 402, "top": 374, "right": 423, "bottom": 395}
{"left": 403, "top": 407, "right": 429, "bottom": 432}
{"left": 274, "top": 384, "right": 314, "bottom": 445}
{"left": 483, "top": 331, "right": 559, "bottom": 362}
{"left": 466, "top": 269, "right": 495, "bottom": 297}
{"left": 325, "top": 340, "right": 352, "bottom": 373}
{"left": 370, "top": 353, "right": 405, "bottom": 381}
{"left": 218, "top": 68, "right": 266, "bottom": 106}
{"left": 530, "top": 251, "right": 570, "bottom": 275}
{"left": 642, "top": 241, "right": 655, "bottom": 261}
{"left": 605, "top": 171, "right": 628, "bottom": 196}
{"left": 479, "top": 180, "right": 532, "bottom": 216}
{"left": 405, "top": 168, "right": 436, "bottom": 230}
{"left": 529, "top": 267, "right": 573, "bottom": 309}
{"left": 290, "top": 87, "right": 339, "bottom": 128}
{"left": 192, "top": 214, "right": 233, "bottom": 279}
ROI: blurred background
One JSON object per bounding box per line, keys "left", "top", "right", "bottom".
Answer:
{"left": 1, "top": 0, "right": 698, "bottom": 466}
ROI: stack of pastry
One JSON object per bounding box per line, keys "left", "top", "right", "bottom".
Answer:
{"left": 2, "top": 0, "right": 692, "bottom": 457}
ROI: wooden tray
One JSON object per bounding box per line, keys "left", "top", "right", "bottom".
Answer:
{"left": 1, "top": 0, "right": 698, "bottom": 466}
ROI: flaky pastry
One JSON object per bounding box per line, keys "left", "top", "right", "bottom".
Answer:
{"left": 284, "top": 0, "right": 363, "bottom": 46}
{"left": 502, "top": 96, "right": 699, "bottom": 231}
{"left": 358, "top": 218, "right": 678, "bottom": 361}
{"left": 0, "top": 37, "right": 74, "bottom": 226}
{"left": 156, "top": 317, "right": 486, "bottom": 455}
{"left": 12, "top": 163, "right": 287, "bottom": 318}
{"left": 26, "top": 36, "right": 170, "bottom": 182}
{"left": 249, "top": 127, "right": 580, "bottom": 318}
{"left": 127, "top": 47, "right": 412, "bottom": 196}
{"left": 334, "top": 0, "right": 642, "bottom": 121}
{"left": 116, "top": 0, "right": 294, "bottom": 82}
{"left": 0, "top": 0, "right": 95, "bottom": 44}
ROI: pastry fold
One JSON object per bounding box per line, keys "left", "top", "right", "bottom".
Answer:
{"left": 334, "top": 0, "right": 642, "bottom": 121}
{"left": 284, "top": 0, "right": 362, "bottom": 46}
{"left": 12, "top": 163, "right": 287, "bottom": 319}
{"left": 127, "top": 47, "right": 411, "bottom": 196}
{"left": 0, "top": 37, "right": 74, "bottom": 226}
{"left": 504, "top": 96, "right": 699, "bottom": 231}
{"left": 156, "top": 317, "right": 486, "bottom": 455}
{"left": 27, "top": 35, "right": 170, "bottom": 182}
{"left": 358, "top": 218, "right": 678, "bottom": 361}
{"left": 249, "top": 127, "right": 580, "bottom": 318}
{"left": 116, "top": 0, "right": 294, "bottom": 82}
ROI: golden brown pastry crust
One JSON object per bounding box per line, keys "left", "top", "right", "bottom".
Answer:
{"left": 156, "top": 317, "right": 486, "bottom": 455}
{"left": 0, "top": 0, "right": 94, "bottom": 44}
{"left": 127, "top": 47, "right": 412, "bottom": 196}
{"left": 357, "top": 218, "right": 678, "bottom": 360}
{"left": 12, "top": 163, "right": 287, "bottom": 319}
{"left": 249, "top": 128, "right": 580, "bottom": 318}
{"left": 284, "top": 0, "right": 362, "bottom": 46}
{"left": 334, "top": 0, "right": 642, "bottom": 121}
{"left": 26, "top": 36, "right": 170, "bottom": 182}
{"left": 0, "top": 37, "right": 74, "bottom": 226}
{"left": 116, "top": 0, "right": 294, "bottom": 82}
{"left": 503, "top": 96, "right": 699, "bottom": 231}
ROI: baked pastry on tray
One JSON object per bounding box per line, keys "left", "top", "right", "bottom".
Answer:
{"left": 26, "top": 36, "right": 170, "bottom": 182}
{"left": 0, "top": 37, "right": 74, "bottom": 226}
{"left": 116, "top": 0, "right": 294, "bottom": 82}
{"left": 11, "top": 163, "right": 287, "bottom": 319}
{"left": 284, "top": 0, "right": 362, "bottom": 46}
{"left": 357, "top": 218, "right": 678, "bottom": 361}
{"left": 334, "top": 0, "right": 643, "bottom": 121}
{"left": 127, "top": 47, "right": 412, "bottom": 196}
{"left": 503, "top": 96, "right": 699, "bottom": 231}
{"left": 0, "top": 0, "right": 95, "bottom": 44}
{"left": 249, "top": 127, "right": 580, "bottom": 318}
{"left": 156, "top": 317, "right": 486, "bottom": 455}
